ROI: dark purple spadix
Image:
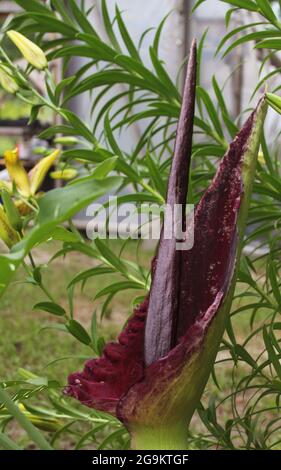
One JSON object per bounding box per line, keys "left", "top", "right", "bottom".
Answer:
{"left": 144, "top": 39, "right": 197, "bottom": 366}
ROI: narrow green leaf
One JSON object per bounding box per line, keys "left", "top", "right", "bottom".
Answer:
{"left": 91, "top": 156, "right": 118, "bottom": 179}
{"left": 234, "top": 344, "right": 257, "bottom": 368}
{"left": 0, "top": 387, "right": 53, "bottom": 450}
{"left": 104, "top": 113, "right": 139, "bottom": 182}
{"left": 94, "top": 239, "right": 128, "bottom": 275}
{"left": 20, "top": 12, "right": 78, "bottom": 36}
{"left": 192, "top": 0, "right": 206, "bottom": 13}
{"left": 14, "top": 0, "right": 53, "bottom": 15}
{"left": 77, "top": 33, "right": 116, "bottom": 61}
{"left": 153, "top": 13, "right": 170, "bottom": 56}
{"left": 50, "top": 0, "right": 77, "bottom": 26}
{"left": 101, "top": 0, "right": 121, "bottom": 51}
{"left": 216, "top": 22, "right": 266, "bottom": 56}
{"left": 33, "top": 302, "right": 66, "bottom": 317}
{"left": 263, "top": 327, "right": 281, "bottom": 378}
{"left": 220, "top": 0, "right": 258, "bottom": 12}
{"left": 95, "top": 281, "right": 143, "bottom": 299}
{"left": 256, "top": 0, "right": 277, "bottom": 22}
{"left": 220, "top": 30, "right": 281, "bottom": 57}
{"left": 28, "top": 105, "right": 42, "bottom": 125}
{"left": 256, "top": 38, "right": 281, "bottom": 49}
{"left": 146, "top": 152, "right": 166, "bottom": 198}
{"left": 149, "top": 47, "right": 180, "bottom": 102}
{"left": 197, "top": 86, "right": 224, "bottom": 138}
{"left": 266, "top": 92, "right": 281, "bottom": 114}
{"left": 212, "top": 76, "right": 228, "bottom": 117}
{"left": 68, "top": 0, "right": 97, "bottom": 34}
{"left": 115, "top": 5, "right": 140, "bottom": 61}
{"left": 268, "top": 260, "right": 281, "bottom": 306}
{"left": 66, "top": 319, "right": 91, "bottom": 345}
{"left": 50, "top": 226, "right": 79, "bottom": 243}
{"left": 61, "top": 109, "right": 97, "bottom": 144}
{"left": 68, "top": 267, "right": 115, "bottom": 288}
{"left": 39, "top": 125, "right": 81, "bottom": 139}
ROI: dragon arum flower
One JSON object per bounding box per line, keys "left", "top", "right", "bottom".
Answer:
{"left": 7, "top": 30, "right": 48, "bottom": 70}
{"left": 65, "top": 40, "right": 267, "bottom": 450}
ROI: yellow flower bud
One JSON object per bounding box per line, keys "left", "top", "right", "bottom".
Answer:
{"left": 54, "top": 136, "right": 79, "bottom": 146}
{"left": 29, "top": 149, "right": 60, "bottom": 195}
{"left": 0, "top": 63, "right": 19, "bottom": 94}
{"left": 0, "top": 205, "right": 20, "bottom": 248}
{"left": 17, "top": 403, "right": 61, "bottom": 432}
{"left": 50, "top": 168, "right": 78, "bottom": 181}
{"left": 258, "top": 151, "right": 266, "bottom": 165}
{"left": 24, "top": 414, "right": 61, "bottom": 432}
{"left": 7, "top": 30, "right": 48, "bottom": 70}
{"left": 4, "top": 147, "right": 31, "bottom": 198}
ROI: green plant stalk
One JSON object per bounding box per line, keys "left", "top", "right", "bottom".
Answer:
{"left": 22, "top": 253, "right": 56, "bottom": 304}
{"left": 132, "top": 422, "right": 188, "bottom": 450}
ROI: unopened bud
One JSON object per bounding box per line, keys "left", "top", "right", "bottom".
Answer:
{"left": 50, "top": 168, "right": 78, "bottom": 181}
{"left": 0, "top": 63, "right": 19, "bottom": 94}
{"left": 7, "top": 30, "right": 48, "bottom": 70}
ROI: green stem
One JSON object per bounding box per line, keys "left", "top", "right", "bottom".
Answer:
{"left": 130, "top": 423, "right": 188, "bottom": 450}
{"left": 39, "top": 282, "right": 56, "bottom": 303}
{"left": 27, "top": 252, "right": 56, "bottom": 303}
{"left": 68, "top": 218, "right": 84, "bottom": 243}
{"left": 141, "top": 181, "right": 165, "bottom": 203}
{"left": 45, "top": 68, "right": 56, "bottom": 94}
{"left": 28, "top": 252, "right": 36, "bottom": 269}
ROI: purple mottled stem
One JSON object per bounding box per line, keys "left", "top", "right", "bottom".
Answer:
{"left": 144, "top": 40, "right": 197, "bottom": 366}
